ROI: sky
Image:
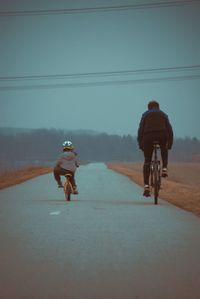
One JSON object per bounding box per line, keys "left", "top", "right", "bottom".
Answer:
{"left": 0, "top": 0, "right": 200, "bottom": 138}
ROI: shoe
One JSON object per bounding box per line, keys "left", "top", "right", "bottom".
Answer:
{"left": 73, "top": 187, "right": 79, "bottom": 194}
{"left": 162, "top": 168, "right": 168, "bottom": 178}
{"left": 58, "top": 182, "right": 63, "bottom": 188}
{"left": 143, "top": 185, "right": 151, "bottom": 197}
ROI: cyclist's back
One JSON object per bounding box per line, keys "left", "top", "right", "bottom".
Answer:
{"left": 57, "top": 150, "right": 77, "bottom": 173}
{"left": 138, "top": 108, "right": 173, "bottom": 143}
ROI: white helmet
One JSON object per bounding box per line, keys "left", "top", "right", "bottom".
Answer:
{"left": 62, "top": 140, "right": 74, "bottom": 150}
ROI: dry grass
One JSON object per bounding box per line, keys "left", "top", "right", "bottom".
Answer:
{"left": 0, "top": 166, "right": 52, "bottom": 190}
{"left": 107, "top": 162, "right": 200, "bottom": 217}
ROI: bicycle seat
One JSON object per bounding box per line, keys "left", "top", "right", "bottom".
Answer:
{"left": 64, "top": 173, "right": 72, "bottom": 177}
{"left": 153, "top": 141, "right": 160, "bottom": 148}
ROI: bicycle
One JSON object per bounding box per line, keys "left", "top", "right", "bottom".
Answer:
{"left": 63, "top": 173, "right": 74, "bottom": 201}
{"left": 150, "top": 141, "right": 162, "bottom": 205}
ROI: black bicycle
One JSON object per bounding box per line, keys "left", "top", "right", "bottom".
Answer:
{"left": 150, "top": 141, "right": 162, "bottom": 205}
{"left": 63, "top": 173, "right": 73, "bottom": 201}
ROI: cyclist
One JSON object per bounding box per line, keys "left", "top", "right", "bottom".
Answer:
{"left": 137, "top": 100, "right": 173, "bottom": 197}
{"left": 53, "top": 140, "right": 79, "bottom": 194}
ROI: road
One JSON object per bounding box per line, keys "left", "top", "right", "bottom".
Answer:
{"left": 0, "top": 163, "right": 200, "bottom": 299}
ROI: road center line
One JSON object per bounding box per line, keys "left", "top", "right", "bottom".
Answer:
{"left": 49, "top": 211, "right": 61, "bottom": 216}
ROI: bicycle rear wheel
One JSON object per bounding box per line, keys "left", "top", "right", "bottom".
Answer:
{"left": 66, "top": 193, "right": 71, "bottom": 201}
{"left": 64, "top": 181, "right": 72, "bottom": 201}
{"left": 153, "top": 166, "right": 159, "bottom": 205}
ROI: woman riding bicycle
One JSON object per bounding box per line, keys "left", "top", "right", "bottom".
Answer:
{"left": 137, "top": 100, "right": 173, "bottom": 197}
{"left": 53, "top": 140, "right": 79, "bottom": 194}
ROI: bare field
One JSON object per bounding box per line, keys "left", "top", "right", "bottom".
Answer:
{"left": 0, "top": 166, "right": 52, "bottom": 190}
{"left": 107, "top": 162, "right": 200, "bottom": 217}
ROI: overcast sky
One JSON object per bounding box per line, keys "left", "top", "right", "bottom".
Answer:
{"left": 0, "top": 0, "right": 200, "bottom": 138}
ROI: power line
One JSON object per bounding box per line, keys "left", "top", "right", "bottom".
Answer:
{"left": 0, "top": 74, "right": 200, "bottom": 91}
{"left": 0, "top": 0, "right": 200, "bottom": 16}
{"left": 1, "top": 64, "right": 200, "bottom": 82}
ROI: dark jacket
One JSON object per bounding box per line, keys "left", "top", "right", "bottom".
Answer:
{"left": 137, "top": 108, "right": 173, "bottom": 149}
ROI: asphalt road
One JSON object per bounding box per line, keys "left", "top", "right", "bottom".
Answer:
{"left": 0, "top": 163, "right": 200, "bottom": 299}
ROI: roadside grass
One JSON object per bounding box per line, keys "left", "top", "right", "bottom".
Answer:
{"left": 107, "top": 162, "right": 200, "bottom": 217}
{"left": 0, "top": 166, "right": 52, "bottom": 190}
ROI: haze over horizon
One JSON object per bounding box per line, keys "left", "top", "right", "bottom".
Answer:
{"left": 0, "top": 0, "right": 200, "bottom": 139}
{"left": 1, "top": 95, "right": 200, "bottom": 138}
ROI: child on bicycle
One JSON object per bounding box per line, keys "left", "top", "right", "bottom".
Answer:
{"left": 53, "top": 140, "right": 79, "bottom": 194}
{"left": 137, "top": 100, "right": 173, "bottom": 197}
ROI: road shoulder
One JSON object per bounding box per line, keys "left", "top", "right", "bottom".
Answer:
{"left": 107, "top": 162, "right": 200, "bottom": 217}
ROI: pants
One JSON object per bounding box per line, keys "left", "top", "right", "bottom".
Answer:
{"left": 142, "top": 132, "right": 168, "bottom": 185}
{"left": 53, "top": 166, "right": 76, "bottom": 187}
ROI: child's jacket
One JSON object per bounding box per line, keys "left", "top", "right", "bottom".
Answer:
{"left": 55, "top": 151, "right": 78, "bottom": 172}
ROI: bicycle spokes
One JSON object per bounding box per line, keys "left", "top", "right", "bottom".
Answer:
{"left": 150, "top": 143, "right": 162, "bottom": 205}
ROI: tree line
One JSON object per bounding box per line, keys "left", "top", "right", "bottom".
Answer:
{"left": 0, "top": 128, "right": 200, "bottom": 170}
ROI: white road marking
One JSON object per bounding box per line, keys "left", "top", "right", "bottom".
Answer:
{"left": 49, "top": 211, "right": 61, "bottom": 216}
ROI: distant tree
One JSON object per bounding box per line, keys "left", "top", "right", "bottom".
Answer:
{"left": 0, "top": 129, "right": 200, "bottom": 170}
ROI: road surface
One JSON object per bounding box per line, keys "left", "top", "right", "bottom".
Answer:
{"left": 0, "top": 163, "right": 200, "bottom": 299}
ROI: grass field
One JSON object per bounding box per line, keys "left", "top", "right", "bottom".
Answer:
{"left": 0, "top": 166, "right": 52, "bottom": 190}
{"left": 107, "top": 162, "right": 200, "bottom": 217}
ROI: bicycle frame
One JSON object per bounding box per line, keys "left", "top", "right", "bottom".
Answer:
{"left": 150, "top": 142, "right": 161, "bottom": 205}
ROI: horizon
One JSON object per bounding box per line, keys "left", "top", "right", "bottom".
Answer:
{"left": 0, "top": 125, "right": 199, "bottom": 140}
